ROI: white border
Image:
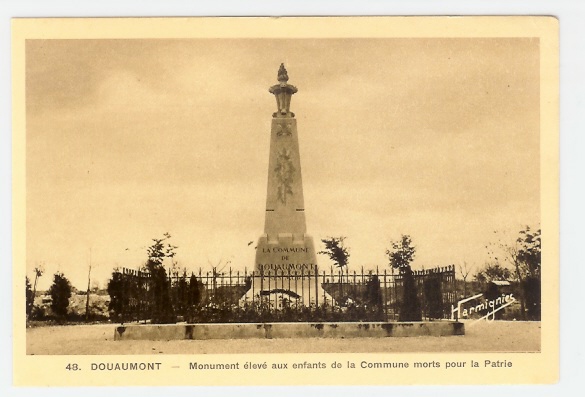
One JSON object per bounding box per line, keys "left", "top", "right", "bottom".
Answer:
{"left": 2, "top": 1, "right": 582, "bottom": 397}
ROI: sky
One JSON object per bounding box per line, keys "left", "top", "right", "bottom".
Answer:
{"left": 25, "top": 38, "right": 540, "bottom": 290}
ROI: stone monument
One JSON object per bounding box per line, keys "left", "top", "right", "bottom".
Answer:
{"left": 248, "top": 64, "right": 329, "bottom": 306}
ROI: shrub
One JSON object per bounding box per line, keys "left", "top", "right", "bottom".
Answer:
{"left": 523, "top": 276, "right": 541, "bottom": 321}
{"left": 48, "top": 273, "right": 72, "bottom": 318}
{"left": 26, "top": 276, "right": 34, "bottom": 317}
{"left": 423, "top": 274, "right": 443, "bottom": 319}
{"left": 399, "top": 267, "right": 422, "bottom": 322}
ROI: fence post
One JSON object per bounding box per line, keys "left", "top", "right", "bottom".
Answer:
{"left": 322, "top": 269, "right": 327, "bottom": 309}
{"left": 315, "top": 266, "right": 319, "bottom": 307}
{"left": 299, "top": 267, "right": 303, "bottom": 306}
{"left": 383, "top": 269, "right": 388, "bottom": 321}
{"left": 294, "top": 270, "right": 298, "bottom": 310}
{"left": 251, "top": 270, "right": 255, "bottom": 306}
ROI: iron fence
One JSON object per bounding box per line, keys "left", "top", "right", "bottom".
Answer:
{"left": 110, "top": 265, "right": 456, "bottom": 323}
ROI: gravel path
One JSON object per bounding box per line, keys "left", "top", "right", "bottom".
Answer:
{"left": 26, "top": 321, "right": 540, "bottom": 355}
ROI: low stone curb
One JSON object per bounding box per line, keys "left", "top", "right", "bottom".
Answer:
{"left": 114, "top": 321, "right": 464, "bottom": 340}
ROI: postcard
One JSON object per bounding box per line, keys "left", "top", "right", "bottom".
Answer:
{"left": 12, "top": 16, "right": 559, "bottom": 386}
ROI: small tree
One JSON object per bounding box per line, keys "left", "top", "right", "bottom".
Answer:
{"left": 517, "top": 227, "right": 541, "bottom": 320}
{"left": 487, "top": 226, "right": 541, "bottom": 320}
{"left": 517, "top": 227, "right": 541, "bottom": 277}
{"left": 143, "top": 233, "right": 179, "bottom": 276}
{"left": 144, "top": 234, "right": 178, "bottom": 323}
{"left": 318, "top": 236, "right": 350, "bottom": 301}
{"left": 386, "top": 235, "right": 416, "bottom": 270}
{"left": 386, "top": 235, "right": 421, "bottom": 321}
{"left": 49, "top": 272, "right": 72, "bottom": 318}
{"left": 26, "top": 276, "right": 34, "bottom": 318}
{"left": 318, "top": 236, "right": 350, "bottom": 271}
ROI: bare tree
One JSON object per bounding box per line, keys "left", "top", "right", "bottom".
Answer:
{"left": 458, "top": 261, "right": 475, "bottom": 298}
{"left": 32, "top": 264, "right": 45, "bottom": 301}
{"left": 207, "top": 258, "right": 229, "bottom": 302}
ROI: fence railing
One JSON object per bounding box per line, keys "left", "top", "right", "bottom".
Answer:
{"left": 109, "top": 265, "right": 456, "bottom": 323}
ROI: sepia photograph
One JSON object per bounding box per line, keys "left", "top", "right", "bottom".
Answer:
{"left": 11, "top": 16, "right": 559, "bottom": 386}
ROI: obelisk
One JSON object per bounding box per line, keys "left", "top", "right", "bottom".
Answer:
{"left": 252, "top": 64, "right": 324, "bottom": 305}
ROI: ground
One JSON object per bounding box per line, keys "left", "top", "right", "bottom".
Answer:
{"left": 26, "top": 321, "right": 540, "bottom": 355}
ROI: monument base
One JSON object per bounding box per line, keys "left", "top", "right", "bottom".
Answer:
{"left": 114, "top": 321, "right": 465, "bottom": 340}
{"left": 250, "top": 233, "right": 334, "bottom": 305}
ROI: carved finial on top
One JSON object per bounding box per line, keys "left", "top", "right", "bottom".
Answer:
{"left": 277, "top": 63, "right": 289, "bottom": 83}
{"left": 269, "top": 63, "right": 297, "bottom": 118}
